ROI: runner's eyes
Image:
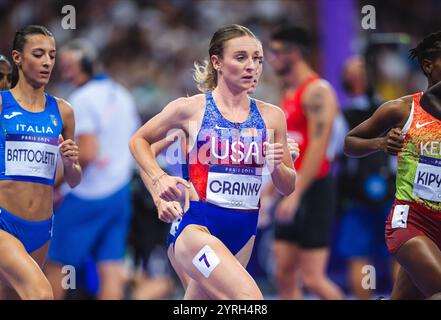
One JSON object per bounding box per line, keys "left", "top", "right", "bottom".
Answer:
{"left": 32, "top": 53, "right": 56, "bottom": 60}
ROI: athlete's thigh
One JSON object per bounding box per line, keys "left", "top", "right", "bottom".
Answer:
{"left": 0, "top": 230, "right": 48, "bottom": 298}
{"left": 0, "top": 241, "right": 50, "bottom": 300}
{"left": 30, "top": 241, "right": 50, "bottom": 268}
{"left": 180, "top": 237, "right": 256, "bottom": 299}
{"left": 174, "top": 225, "right": 262, "bottom": 300}
{"left": 390, "top": 265, "right": 424, "bottom": 300}
{"left": 428, "top": 292, "right": 441, "bottom": 300}
{"left": 394, "top": 235, "right": 441, "bottom": 298}
{"left": 0, "top": 281, "right": 19, "bottom": 299}
{"left": 235, "top": 235, "right": 255, "bottom": 268}
{"left": 167, "top": 244, "right": 191, "bottom": 289}
{"left": 183, "top": 279, "right": 211, "bottom": 300}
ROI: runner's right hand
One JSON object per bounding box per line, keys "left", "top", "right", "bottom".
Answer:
{"left": 155, "top": 174, "right": 190, "bottom": 202}
{"left": 381, "top": 128, "right": 404, "bottom": 155}
{"left": 157, "top": 199, "right": 183, "bottom": 223}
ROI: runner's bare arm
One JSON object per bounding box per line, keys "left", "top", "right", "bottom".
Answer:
{"left": 129, "top": 97, "right": 192, "bottom": 201}
{"left": 140, "top": 136, "right": 181, "bottom": 205}
{"left": 58, "top": 98, "right": 82, "bottom": 188}
{"left": 345, "top": 98, "right": 410, "bottom": 157}
{"left": 264, "top": 104, "right": 296, "bottom": 195}
{"left": 130, "top": 98, "right": 192, "bottom": 179}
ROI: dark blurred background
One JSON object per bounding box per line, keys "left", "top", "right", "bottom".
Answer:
{"left": 1, "top": 0, "right": 439, "bottom": 119}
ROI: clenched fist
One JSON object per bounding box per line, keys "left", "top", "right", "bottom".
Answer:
{"left": 381, "top": 128, "right": 404, "bottom": 155}
{"left": 287, "top": 137, "right": 300, "bottom": 162}
{"left": 58, "top": 134, "right": 79, "bottom": 166}
{"left": 263, "top": 141, "right": 284, "bottom": 169}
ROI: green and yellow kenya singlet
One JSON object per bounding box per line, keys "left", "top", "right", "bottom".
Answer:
{"left": 396, "top": 92, "right": 441, "bottom": 212}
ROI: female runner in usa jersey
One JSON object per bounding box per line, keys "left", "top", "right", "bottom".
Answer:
{"left": 130, "top": 24, "right": 296, "bottom": 299}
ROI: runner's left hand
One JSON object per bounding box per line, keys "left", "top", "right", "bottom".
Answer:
{"left": 287, "top": 137, "right": 300, "bottom": 162}
{"left": 59, "top": 134, "right": 79, "bottom": 166}
{"left": 264, "top": 141, "right": 284, "bottom": 170}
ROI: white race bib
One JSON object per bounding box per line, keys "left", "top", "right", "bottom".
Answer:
{"left": 413, "top": 156, "right": 441, "bottom": 202}
{"left": 5, "top": 134, "right": 58, "bottom": 180}
{"left": 206, "top": 165, "right": 262, "bottom": 210}
{"left": 391, "top": 205, "right": 409, "bottom": 229}
{"left": 169, "top": 216, "right": 182, "bottom": 237}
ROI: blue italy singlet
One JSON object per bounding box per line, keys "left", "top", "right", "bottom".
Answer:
{"left": 0, "top": 90, "right": 63, "bottom": 186}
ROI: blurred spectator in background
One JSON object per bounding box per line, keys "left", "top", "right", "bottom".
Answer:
{"left": 127, "top": 162, "right": 176, "bottom": 300}
{"left": 0, "top": 54, "right": 12, "bottom": 90}
{"left": 45, "top": 38, "right": 140, "bottom": 299}
{"left": 265, "top": 25, "right": 344, "bottom": 300}
{"left": 335, "top": 55, "right": 397, "bottom": 299}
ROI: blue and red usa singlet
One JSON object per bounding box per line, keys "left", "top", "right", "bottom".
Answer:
{"left": 186, "top": 91, "right": 267, "bottom": 210}
{"left": 172, "top": 92, "right": 267, "bottom": 255}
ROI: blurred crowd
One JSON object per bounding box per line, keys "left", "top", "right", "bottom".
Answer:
{"left": 1, "top": 0, "right": 439, "bottom": 117}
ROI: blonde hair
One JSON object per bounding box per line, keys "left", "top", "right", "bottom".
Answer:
{"left": 193, "top": 24, "right": 257, "bottom": 93}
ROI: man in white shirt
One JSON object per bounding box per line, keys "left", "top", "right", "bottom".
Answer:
{"left": 46, "top": 39, "right": 140, "bottom": 300}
